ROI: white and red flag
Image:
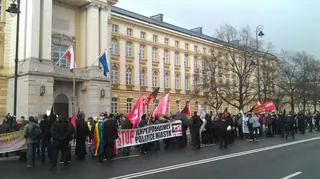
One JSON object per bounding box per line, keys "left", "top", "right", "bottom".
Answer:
{"left": 127, "top": 95, "right": 145, "bottom": 128}
{"left": 66, "top": 46, "right": 75, "bottom": 72}
{"left": 152, "top": 93, "right": 170, "bottom": 118}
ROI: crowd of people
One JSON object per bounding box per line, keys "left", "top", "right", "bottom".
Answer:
{"left": 0, "top": 110, "right": 319, "bottom": 171}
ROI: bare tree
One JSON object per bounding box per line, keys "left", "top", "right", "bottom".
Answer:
{"left": 277, "top": 51, "right": 298, "bottom": 113}
{"left": 214, "top": 25, "right": 257, "bottom": 110}
{"left": 200, "top": 49, "right": 224, "bottom": 114}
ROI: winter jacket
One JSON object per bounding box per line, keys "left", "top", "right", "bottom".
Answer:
{"left": 24, "top": 122, "right": 40, "bottom": 144}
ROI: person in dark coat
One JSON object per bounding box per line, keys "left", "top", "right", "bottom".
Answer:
{"left": 315, "top": 112, "right": 320, "bottom": 131}
{"left": 100, "top": 115, "right": 118, "bottom": 161}
{"left": 190, "top": 112, "right": 203, "bottom": 149}
{"left": 214, "top": 114, "right": 228, "bottom": 149}
{"left": 50, "top": 116, "right": 72, "bottom": 171}
{"left": 285, "top": 114, "right": 295, "bottom": 140}
{"left": 39, "top": 114, "right": 52, "bottom": 163}
{"left": 225, "top": 114, "right": 234, "bottom": 144}
{"left": 297, "top": 112, "right": 306, "bottom": 134}
{"left": 75, "top": 113, "right": 89, "bottom": 160}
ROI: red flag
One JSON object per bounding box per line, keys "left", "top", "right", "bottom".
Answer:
{"left": 144, "top": 87, "right": 160, "bottom": 105}
{"left": 152, "top": 93, "right": 170, "bottom": 118}
{"left": 127, "top": 95, "right": 145, "bottom": 128}
{"left": 181, "top": 101, "right": 191, "bottom": 117}
{"left": 253, "top": 101, "right": 265, "bottom": 114}
{"left": 71, "top": 113, "right": 76, "bottom": 128}
{"left": 264, "top": 101, "right": 276, "bottom": 112}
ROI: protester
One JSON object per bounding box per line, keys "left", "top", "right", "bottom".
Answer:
{"left": 24, "top": 116, "right": 41, "bottom": 168}
{"left": 190, "top": 111, "right": 203, "bottom": 150}
{"left": 75, "top": 113, "right": 89, "bottom": 160}
{"left": 50, "top": 115, "right": 71, "bottom": 171}
{"left": 39, "top": 114, "right": 52, "bottom": 163}
{"left": 101, "top": 114, "right": 118, "bottom": 161}
{"left": 214, "top": 113, "right": 228, "bottom": 149}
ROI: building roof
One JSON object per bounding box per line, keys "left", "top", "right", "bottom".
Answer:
{"left": 111, "top": 6, "right": 277, "bottom": 59}
{"left": 111, "top": 6, "right": 228, "bottom": 46}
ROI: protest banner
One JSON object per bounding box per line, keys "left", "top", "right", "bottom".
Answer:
{"left": 0, "top": 130, "right": 27, "bottom": 153}
{"left": 116, "top": 121, "right": 182, "bottom": 149}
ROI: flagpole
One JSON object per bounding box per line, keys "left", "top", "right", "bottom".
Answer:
{"left": 72, "top": 41, "right": 76, "bottom": 118}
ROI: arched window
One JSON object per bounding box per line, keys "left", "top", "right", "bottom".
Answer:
{"left": 152, "top": 71, "right": 158, "bottom": 87}
{"left": 126, "top": 68, "right": 132, "bottom": 85}
{"left": 111, "top": 66, "right": 118, "bottom": 84}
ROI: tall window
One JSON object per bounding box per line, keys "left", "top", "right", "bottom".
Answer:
{"left": 164, "top": 50, "right": 169, "bottom": 63}
{"left": 52, "top": 44, "right": 69, "bottom": 67}
{"left": 127, "top": 28, "right": 133, "bottom": 36}
{"left": 185, "top": 54, "right": 189, "bottom": 67}
{"left": 111, "top": 66, "right": 118, "bottom": 84}
{"left": 152, "top": 71, "right": 158, "bottom": 87}
{"left": 152, "top": 47, "right": 157, "bottom": 62}
{"left": 175, "top": 73, "right": 180, "bottom": 89}
{"left": 185, "top": 76, "right": 189, "bottom": 90}
{"left": 139, "top": 44, "right": 145, "bottom": 59}
{"left": 140, "top": 31, "right": 146, "bottom": 39}
{"left": 111, "top": 39, "right": 118, "bottom": 55}
{"left": 126, "top": 68, "right": 132, "bottom": 85}
{"left": 164, "top": 73, "right": 169, "bottom": 89}
{"left": 140, "top": 70, "right": 145, "bottom": 86}
{"left": 175, "top": 40, "right": 180, "bottom": 47}
{"left": 153, "top": 35, "right": 158, "bottom": 42}
{"left": 174, "top": 52, "right": 179, "bottom": 65}
{"left": 126, "top": 42, "right": 133, "bottom": 57}
{"left": 185, "top": 43, "right": 189, "bottom": 50}
{"left": 194, "top": 45, "right": 198, "bottom": 53}
{"left": 112, "top": 24, "right": 119, "bottom": 33}
{"left": 176, "top": 100, "right": 180, "bottom": 112}
{"left": 126, "top": 98, "right": 133, "bottom": 113}
{"left": 164, "top": 38, "right": 169, "bottom": 45}
{"left": 111, "top": 97, "right": 118, "bottom": 114}
{"left": 203, "top": 47, "right": 206, "bottom": 54}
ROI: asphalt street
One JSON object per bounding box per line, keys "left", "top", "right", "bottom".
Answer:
{"left": 1, "top": 132, "right": 320, "bottom": 179}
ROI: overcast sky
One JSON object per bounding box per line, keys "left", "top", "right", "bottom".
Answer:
{"left": 115, "top": 0, "right": 320, "bottom": 58}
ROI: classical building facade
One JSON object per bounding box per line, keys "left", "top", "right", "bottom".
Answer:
{"left": 3, "top": 0, "right": 118, "bottom": 118}
{"left": 1, "top": 0, "right": 278, "bottom": 117}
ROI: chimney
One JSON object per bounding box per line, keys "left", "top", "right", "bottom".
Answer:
{"left": 190, "top": 27, "right": 203, "bottom": 34}
{"left": 150, "top": 14, "right": 164, "bottom": 22}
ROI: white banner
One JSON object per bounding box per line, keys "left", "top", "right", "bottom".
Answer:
{"left": 242, "top": 117, "right": 249, "bottom": 134}
{"left": 0, "top": 130, "right": 27, "bottom": 153}
{"left": 116, "top": 121, "right": 182, "bottom": 149}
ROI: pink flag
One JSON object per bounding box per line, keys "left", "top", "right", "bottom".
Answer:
{"left": 152, "top": 93, "right": 170, "bottom": 118}
{"left": 127, "top": 95, "right": 145, "bottom": 128}
{"left": 71, "top": 113, "right": 77, "bottom": 129}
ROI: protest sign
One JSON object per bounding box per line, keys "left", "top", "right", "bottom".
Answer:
{"left": 116, "top": 121, "right": 182, "bottom": 149}
{"left": 0, "top": 130, "right": 26, "bottom": 153}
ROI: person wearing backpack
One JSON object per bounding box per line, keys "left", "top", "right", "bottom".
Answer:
{"left": 24, "top": 116, "right": 41, "bottom": 168}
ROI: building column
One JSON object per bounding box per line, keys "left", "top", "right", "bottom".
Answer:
{"left": 86, "top": 3, "right": 100, "bottom": 67}
{"left": 119, "top": 39, "right": 126, "bottom": 86}
{"left": 170, "top": 51, "right": 175, "bottom": 92}
{"left": 147, "top": 45, "right": 152, "bottom": 90}
{"left": 40, "top": 0, "right": 52, "bottom": 61}
{"left": 133, "top": 42, "right": 140, "bottom": 90}
{"left": 180, "top": 53, "right": 185, "bottom": 93}
{"left": 159, "top": 49, "right": 164, "bottom": 91}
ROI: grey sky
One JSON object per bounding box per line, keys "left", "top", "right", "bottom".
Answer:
{"left": 116, "top": 0, "right": 320, "bottom": 58}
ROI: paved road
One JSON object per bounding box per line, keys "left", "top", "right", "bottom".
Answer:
{"left": 1, "top": 132, "right": 320, "bottom": 179}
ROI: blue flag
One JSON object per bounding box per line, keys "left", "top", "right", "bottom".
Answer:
{"left": 99, "top": 52, "right": 109, "bottom": 76}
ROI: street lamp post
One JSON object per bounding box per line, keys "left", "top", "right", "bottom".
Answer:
{"left": 6, "top": 0, "right": 21, "bottom": 117}
{"left": 256, "top": 25, "right": 264, "bottom": 102}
